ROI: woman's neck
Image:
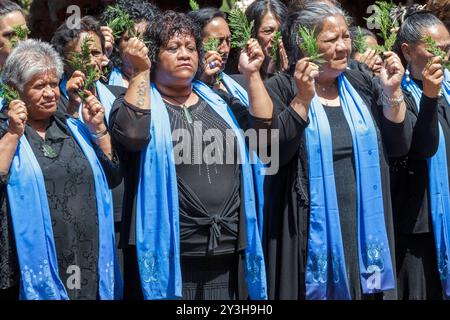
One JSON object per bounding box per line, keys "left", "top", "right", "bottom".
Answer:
{"left": 28, "top": 118, "right": 50, "bottom": 138}
{"left": 156, "top": 82, "right": 193, "bottom": 100}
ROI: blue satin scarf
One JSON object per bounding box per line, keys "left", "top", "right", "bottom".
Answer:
{"left": 135, "top": 81, "right": 267, "bottom": 300}
{"left": 7, "top": 117, "right": 122, "bottom": 300}
{"left": 221, "top": 72, "right": 265, "bottom": 235}
{"left": 108, "top": 67, "right": 125, "bottom": 87}
{"left": 305, "top": 74, "right": 395, "bottom": 300}
{"left": 59, "top": 76, "right": 116, "bottom": 126}
{"left": 402, "top": 73, "right": 450, "bottom": 297}
{"left": 444, "top": 69, "right": 450, "bottom": 106}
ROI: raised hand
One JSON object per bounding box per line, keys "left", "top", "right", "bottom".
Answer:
{"left": 293, "top": 57, "right": 320, "bottom": 104}
{"left": 422, "top": 56, "right": 444, "bottom": 98}
{"left": 66, "top": 70, "right": 86, "bottom": 105}
{"left": 379, "top": 51, "right": 405, "bottom": 97}
{"left": 238, "top": 39, "right": 265, "bottom": 77}
{"left": 100, "top": 26, "right": 115, "bottom": 58}
{"left": 123, "top": 37, "right": 151, "bottom": 74}
{"left": 7, "top": 100, "right": 27, "bottom": 137}
{"left": 81, "top": 91, "right": 107, "bottom": 135}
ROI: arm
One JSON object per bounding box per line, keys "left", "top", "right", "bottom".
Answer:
{"left": 0, "top": 101, "right": 27, "bottom": 175}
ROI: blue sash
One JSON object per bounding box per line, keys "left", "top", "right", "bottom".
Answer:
{"left": 402, "top": 74, "right": 450, "bottom": 297}
{"left": 305, "top": 74, "right": 395, "bottom": 300}
{"left": 135, "top": 81, "right": 267, "bottom": 300}
{"left": 221, "top": 73, "right": 266, "bottom": 235}
{"left": 444, "top": 69, "right": 450, "bottom": 106}
{"left": 59, "top": 76, "right": 115, "bottom": 126}
{"left": 108, "top": 67, "right": 125, "bottom": 87}
{"left": 7, "top": 117, "right": 123, "bottom": 300}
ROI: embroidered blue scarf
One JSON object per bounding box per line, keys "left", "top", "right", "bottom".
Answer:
{"left": 135, "top": 81, "right": 267, "bottom": 300}
{"left": 402, "top": 74, "right": 450, "bottom": 297}
{"left": 7, "top": 117, "right": 123, "bottom": 300}
{"left": 305, "top": 74, "right": 395, "bottom": 300}
{"left": 108, "top": 67, "right": 125, "bottom": 87}
{"left": 59, "top": 76, "right": 115, "bottom": 126}
{"left": 221, "top": 73, "right": 265, "bottom": 235}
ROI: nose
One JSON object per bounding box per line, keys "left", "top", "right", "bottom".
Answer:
{"left": 42, "top": 85, "right": 55, "bottom": 98}
{"left": 178, "top": 46, "right": 190, "bottom": 60}
{"left": 335, "top": 38, "right": 347, "bottom": 52}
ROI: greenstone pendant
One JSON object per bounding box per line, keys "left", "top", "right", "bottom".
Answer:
{"left": 182, "top": 105, "right": 193, "bottom": 124}
{"left": 41, "top": 143, "right": 58, "bottom": 159}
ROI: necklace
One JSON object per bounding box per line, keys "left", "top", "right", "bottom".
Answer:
{"left": 161, "top": 93, "right": 194, "bottom": 124}
{"left": 41, "top": 142, "right": 58, "bottom": 159}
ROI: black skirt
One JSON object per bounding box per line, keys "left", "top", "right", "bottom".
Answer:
{"left": 181, "top": 254, "right": 239, "bottom": 300}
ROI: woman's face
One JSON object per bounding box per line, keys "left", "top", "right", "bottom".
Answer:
{"left": 21, "top": 70, "right": 60, "bottom": 121}
{"left": 155, "top": 33, "right": 199, "bottom": 87}
{"left": 257, "top": 11, "right": 281, "bottom": 58}
{"left": 66, "top": 31, "right": 104, "bottom": 77}
{"left": 119, "top": 21, "right": 149, "bottom": 77}
{"left": 402, "top": 24, "right": 450, "bottom": 79}
{"left": 203, "top": 17, "right": 231, "bottom": 67}
{"left": 314, "top": 15, "right": 351, "bottom": 78}
{"left": 0, "top": 11, "right": 27, "bottom": 66}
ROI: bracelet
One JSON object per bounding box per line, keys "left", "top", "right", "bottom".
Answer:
{"left": 91, "top": 128, "right": 108, "bottom": 140}
{"left": 384, "top": 94, "right": 404, "bottom": 107}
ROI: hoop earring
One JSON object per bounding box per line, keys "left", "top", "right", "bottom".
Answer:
{"left": 405, "top": 64, "right": 411, "bottom": 83}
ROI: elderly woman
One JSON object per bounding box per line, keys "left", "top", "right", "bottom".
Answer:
{"left": 109, "top": 11, "right": 274, "bottom": 300}
{"left": 263, "top": 3, "right": 414, "bottom": 300}
{"left": 0, "top": 40, "right": 122, "bottom": 300}
{"left": 391, "top": 9, "right": 450, "bottom": 300}
{"left": 99, "top": 0, "right": 160, "bottom": 88}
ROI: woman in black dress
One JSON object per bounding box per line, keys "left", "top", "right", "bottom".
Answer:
{"left": 263, "top": 3, "right": 414, "bottom": 300}
{"left": 0, "top": 39, "right": 122, "bottom": 300}
{"left": 109, "top": 11, "right": 274, "bottom": 300}
{"left": 391, "top": 9, "right": 450, "bottom": 300}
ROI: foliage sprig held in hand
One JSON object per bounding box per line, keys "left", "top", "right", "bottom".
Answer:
{"left": 9, "top": 25, "right": 30, "bottom": 49}
{"left": 270, "top": 31, "right": 282, "bottom": 71}
{"left": 203, "top": 38, "right": 222, "bottom": 85}
{"left": 228, "top": 7, "right": 254, "bottom": 49}
{"left": 368, "top": 0, "right": 398, "bottom": 52}
{"left": 423, "top": 35, "right": 450, "bottom": 70}
{"left": 297, "top": 26, "right": 326, "bottom": 65}
{"left": 189, "top": 0, "right": 200, "bottom": 11}
{"left": 0, "top": 82, "right": 20, "bottom": 107}
{"left": 66, "top": 36, "right": 100, "bottom": 101}
{"left": 354, "top": 27, "right": 368, "bottom": 54}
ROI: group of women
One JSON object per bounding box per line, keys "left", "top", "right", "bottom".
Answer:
{"left": 0, "top": 0, "right": 449, "bottom": 301}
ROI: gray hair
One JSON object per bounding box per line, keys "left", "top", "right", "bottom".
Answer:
{"left": 1, "top": 39, "right": 64, "bottom": 91}
{"left": 282, "top": 2, "right": 351, "bottom": 68}
{"left": 0, "top": 0, "right": 23, "bottom": 17}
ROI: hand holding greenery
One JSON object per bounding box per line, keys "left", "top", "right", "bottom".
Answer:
{"left": 423, "top": 35, "right": 450, "bottom": 70}
{"left": 297, "top": 26, "right": 326, "bottom": 65}
{"left": 203, "top": 38, "right": 222, "bottom": 85}
{"left": 0, "top": 82, "right": 20, "bottom": 107}
{"left": 103, "top": 5, "right": 146, "bottom": 41}
{"left": 368, "top": 0, "right": 398, "bottom": 52}
{"left": 66, "top": 36, "right": 100, "bottom": 101}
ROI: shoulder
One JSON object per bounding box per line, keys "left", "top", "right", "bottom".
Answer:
{"left": 105, "top": 84, "right": 127, "bottom": 97}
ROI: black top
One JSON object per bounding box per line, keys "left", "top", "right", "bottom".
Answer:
{"left": 323, "top": 105, "right": 360, "bottom": 298}
{"left": 0, "top": 109, "right": 122, "bottom": 300}
{"left": 389, "top": 78, "right": 442, "bottom": 235}
{"left": 109, "top": 90, "right": 276, "bottom": 256}
{"left": 262, "top": 69, "right": 415, "bottom": 300}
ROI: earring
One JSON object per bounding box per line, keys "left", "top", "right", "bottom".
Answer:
{"left": 405, "top": 64, "right": 411, "bottom": 83}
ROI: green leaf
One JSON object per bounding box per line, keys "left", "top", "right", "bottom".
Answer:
{"left": 190, "top": 0, "right": 200, "bottom": 11}
{"left": 423, "top": 35, "right": 450, "bottom": 71}
{"left": 203, "top": 38, "right": 220, "bottom": 52}
{"left": 354, "top": 27, "right": 368, "bottom": 54}
{"left": 66, "top": 36, "right": 100, "bottom": 101}
{"left": 371, "top": 0, "right": 398, "bottom": 52}
{"left": 0, "top": 82, "right": 20, "bottom": 106}
{"left": 9, "top": 25, "right": 30, "bottom": 49}
{"left": 298, "top": 26, "right": 326, "bottom": 65}
{"left": 228, "top": 7, "right": 254, "bottom": 49}
{"left": 270, "top": 31, "right": 282, "bottom": 71}
{"left": 104, "top": 5, "right": 137, "bottom": 39}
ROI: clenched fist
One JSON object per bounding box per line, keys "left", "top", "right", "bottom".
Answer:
{"left": 123, "top": 37, "right": 151, "bottom": 74}
{"left": 7, "top": 100, "right": 27, "bottom": 137}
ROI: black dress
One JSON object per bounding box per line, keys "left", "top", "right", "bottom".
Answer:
{"left": 389, "top": 78, "right": 444, "bottom": 300}
{"left": 0, "top": 109, "right": 122, "bottom": 300}
{"left": 109, "top": 90, "right": 274, "bottom": 300}
{"left": 263, "top": 69, "right": 415, "bottom": 300}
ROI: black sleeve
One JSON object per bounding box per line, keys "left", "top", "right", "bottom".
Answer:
{"left": 109, "top": 94, "right": 152, "bottom": 152}
{"left": 264, "top": 74, "right": 310, "bottom": 166}
{"left": 407, "top": 94, "right": 439, "bottom": 159}
{"left": 92, "top": 142, "right": 123, "bottom": 189}
{"left": 0, "top": 114, "right": 11, "bottom": 186}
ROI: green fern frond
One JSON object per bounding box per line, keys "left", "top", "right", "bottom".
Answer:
{"left": 423, "top": 35, "right": 450, "bottom": 70}
{"left": 9, "top": 25, "right": 30, "bottom": 49}
{"left": 203, "top": 38, "right": 220, "bottom": 52}
{"left": 270, "top": 31, "right": 282, "bottom": 71}
{"left": 0, "top": 82, "right": 20, "bottom": 106}
{"left": 354, "top": 27, "right": 368, "bottom": 54}
{"left": 190, "top": 0, "right": 200, "bottom": 11}
{"left": 228, "top": 7, "right": 254, "bottom": 49}
{"left": 298, "top": 26, "right": 326, "bottom": 65}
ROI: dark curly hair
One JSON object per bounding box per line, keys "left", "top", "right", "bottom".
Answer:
{"left": 100, "top": 0, "right": 160, "bottom": 71}
{"left": 145, "top": 11, "right": 204, "bottom": 79}
{"left": 51, "top": 16, "right": 105, "bottom": 61}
